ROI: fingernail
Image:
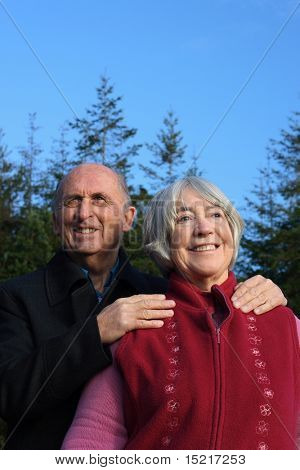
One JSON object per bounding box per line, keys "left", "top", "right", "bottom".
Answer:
{"left": 254, "top": 308, "right": 260, "bottom": 315}
{"left": 241, "top": 306, "right": 250, "bottom": 313}
{"left": 232, "top": 295, "right": 237, "bottom": 302}
{"left": 233, "top": 301, "right": 240, "bottom": 308}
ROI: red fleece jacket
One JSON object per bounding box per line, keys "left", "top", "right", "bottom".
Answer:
{"left": 116, "top": 272, "right": 300, "bottom": 450}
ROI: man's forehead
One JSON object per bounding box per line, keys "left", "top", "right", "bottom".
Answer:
{"left": 62, "top": 167, "right": 119, "bottom": 194}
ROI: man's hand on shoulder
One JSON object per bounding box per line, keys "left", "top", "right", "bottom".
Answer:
{"left": 231, "top": 275, "right": 287, "bottom": 315}
{"left": 97, "top": 294, "right": 175, "bottom": 344}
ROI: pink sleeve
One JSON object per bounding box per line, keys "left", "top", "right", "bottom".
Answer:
{"left": 61, "top": 343, "right": 127, "bottom": 450}
{"left": 296, "top": 317, "right": 300, "bottom": 346}
{"left": 296, "top": 318, "right": 300, "bottom": 449}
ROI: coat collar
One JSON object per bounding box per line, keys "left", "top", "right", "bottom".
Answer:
{"left": 168, "top": 271, "right": 237, "bottom": 310}
{"left": 45, "top": 248, "right": 152, "bottom": 306}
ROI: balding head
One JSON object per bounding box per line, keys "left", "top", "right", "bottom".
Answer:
{"left": 52, "top": 163, "right": 131, "bottom": 212}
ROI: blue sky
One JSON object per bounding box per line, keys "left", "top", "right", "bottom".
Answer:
{"left": 0, "top": 0, "right": 299, "bottom": 215}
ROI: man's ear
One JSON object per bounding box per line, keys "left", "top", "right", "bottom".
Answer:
{"left": 122, "top": 206, "right": 136, "bottom": 232}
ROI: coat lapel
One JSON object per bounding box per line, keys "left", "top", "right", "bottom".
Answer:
{"left": 71, "top": 282, "right": 98, "bottom": 323}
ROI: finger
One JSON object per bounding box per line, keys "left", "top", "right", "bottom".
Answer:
{"left": 141, "top": 309, "right": 174, "bottom": 320}
{"left": 233, "top": 282, "right": 244, "bottom": 292}
{"left": 240, "top": 297, "right": 270, "bottom": 314}
{"left": 125, "top": 294, "right": 167, "bottom": 304}
{"left": 253, "top": 299, "right": 274, "bottom": 315}
{"left": 254, "top": 293, "right": 287, "bottom": 313}
{"left": 139, "top": 299, "right": 176, "bottom": 310}
{"left": 232, "top": 275, "right": 266, "bottom": 301}
{"left": 232, "top": 280, "right": 270, "bottom": 308}
{"left": 134, "top": 319, "right": 165, "bottom": 330}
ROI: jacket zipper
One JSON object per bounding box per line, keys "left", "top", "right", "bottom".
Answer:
{"left": 210, "top": 326, "right": 222, "bottom": 449}
{"left": 210, "top": 288, "right": 233, "bottom": 449}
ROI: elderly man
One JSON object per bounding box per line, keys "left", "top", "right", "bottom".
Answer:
{"left": 0, "top": 163, "right": 286, "bottom": 449}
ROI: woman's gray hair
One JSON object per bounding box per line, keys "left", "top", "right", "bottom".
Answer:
{"left": 143, "top": 176, "right": 244, "bottom": 275}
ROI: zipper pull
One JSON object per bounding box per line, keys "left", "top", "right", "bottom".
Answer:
{"left": 216, "top": 328, "right": 221, "bottom": 344}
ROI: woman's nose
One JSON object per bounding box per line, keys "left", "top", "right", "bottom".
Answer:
{"left": 193, "top": 217, "right": 214, "bottom": 235}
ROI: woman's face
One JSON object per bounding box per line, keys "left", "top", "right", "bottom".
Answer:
{"left": 171, "top": 188, "right": 234, "bottom": 291}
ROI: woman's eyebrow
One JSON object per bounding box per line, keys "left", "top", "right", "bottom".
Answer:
{"left": 177, "top": 205, "right": 193, "bottom": 212}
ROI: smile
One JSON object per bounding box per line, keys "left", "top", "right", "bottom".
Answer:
{"left": 190, "top": 244, "right": 219, "bottom": 252}
{"left": 74, "top": 228, "right": 97, "bottom": 234}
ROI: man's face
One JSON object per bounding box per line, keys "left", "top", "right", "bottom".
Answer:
{"left": 53, "top": 165, "right": 135, "bottom": 257}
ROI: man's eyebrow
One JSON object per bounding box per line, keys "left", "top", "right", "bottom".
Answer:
{"left": 62, "top": 192, "right": 108, "bottom": 199}
{"left": 63, "top": 193, "right": 82, "bottom": 199}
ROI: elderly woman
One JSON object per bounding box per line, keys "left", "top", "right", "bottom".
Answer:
{"left": 63, "top": 177, "right": 300, "bottom": 450}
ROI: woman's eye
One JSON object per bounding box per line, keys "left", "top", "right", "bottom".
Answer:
{"left": 176, "top": 215, "right": 192, "bottom": 223}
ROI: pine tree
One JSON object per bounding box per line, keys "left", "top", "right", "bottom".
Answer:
{"left": 18, "top": 113, "right": 43, "bottom": 212}
{"left": 0, "top": 129, "right": 18, "bottom": 280}
{"left": 123, "top": 186, "right": 160, "bottom": 275}
{"left": 69, "top": 75, "right": 141, "bottom": 180}
{"left": 238, "top": 113, "right": 300, "bottom": 313}
{"left": 186, "top": 152, "right": 203, "bottom": 177}
{"left": 2, "top": 114, "right": 57, "bottom": 278}
{"left": 140, "top": 110, "right": 187, "bottom": 190}
{"left": 41, "top": 124, "right": 73, "bottom": 207}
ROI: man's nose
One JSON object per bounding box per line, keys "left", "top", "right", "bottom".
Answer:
{"left": 76, "top": 198, "right": 93, "bottom": 220}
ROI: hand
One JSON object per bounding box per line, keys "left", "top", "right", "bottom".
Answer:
{"left": 97, "top": 294, "right": 175, "bottom": 344}
{"left": 231, "top": 275, "right": 287, "bottom": 315}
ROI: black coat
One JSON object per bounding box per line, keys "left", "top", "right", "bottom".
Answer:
{"left": 0, "top": 250, "right": 167, "bottom": 449}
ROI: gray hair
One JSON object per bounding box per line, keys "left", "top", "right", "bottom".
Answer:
{"left": 51, "top": 168, "right": 131, "bottom": 213}
{"left": 143, "top": 176, "right": 244, "bottom": 275}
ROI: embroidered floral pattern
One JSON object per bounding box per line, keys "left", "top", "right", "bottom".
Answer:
{"left": 258, "top": 441, "right": 269, "bottom": 450}
{"left": 247, "top": 314, "right": 274, "bottom": 450}
{"left": 162, "top": 316, "right": 181, "bottom": 447}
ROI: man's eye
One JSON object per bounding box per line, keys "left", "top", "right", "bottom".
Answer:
{"left": 92, "top": 195, "right": 106, "bottom": 205}
{"left": 64, "top": 197, "right": 81, "bottom": 207}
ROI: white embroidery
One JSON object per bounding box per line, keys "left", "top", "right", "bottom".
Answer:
{"left": 166, "top": 334, "right": 178, "bottom": 343}
{"left": 167, "top": 400, "right": 180, "bottom": 413}
{"left": 164, "top": 384, "right": 175, "bottom": 394}
{"left": 167, "top": 369, "right": 180, "bottom": 380}
{"left": 162, "top": 436, "right": 172, "bottom": 447}
{"left": 257, "top": 441, "right": 269, "bottom": 450}
{"left": 169, "top": 357, "right": 179, "bottom": 365}
{"left": 250, "top": 347, "right": 261, "bottom": 356}
{"left": 256, "top": 372, "right": 270, "bottom": 384}
{"left": 256, "top": 420, "right": 269, "bottom": 436}
{"left": 255, "top": 359, "right": 266, "bottom": 369}
{"left": 168, "top": 417, "right": 179, "bottom": 429}
{"left": 263, "top": 388, "right": 274, "bottom": 400}
{"left": 248, "top": 324, "right": 257, "bottom": 331}
{"left": 248, "top": 334, "right": 262, "bottom": 345}
{"left": 260, "top": 404, "right": 272, "bottom": 417}
{"left": 247, "top": 315, "right": 256, "bottom": 323}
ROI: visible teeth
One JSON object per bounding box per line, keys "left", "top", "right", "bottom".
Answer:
{"left": 192, "top": 244, "right": 217, "bottom": 252}
{"left": 75, "top": 228, "right": 96, "bottom": 233}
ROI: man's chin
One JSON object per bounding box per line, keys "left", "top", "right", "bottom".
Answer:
{"left": 64, "top": 244, "right": 120, "bottom": 255}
